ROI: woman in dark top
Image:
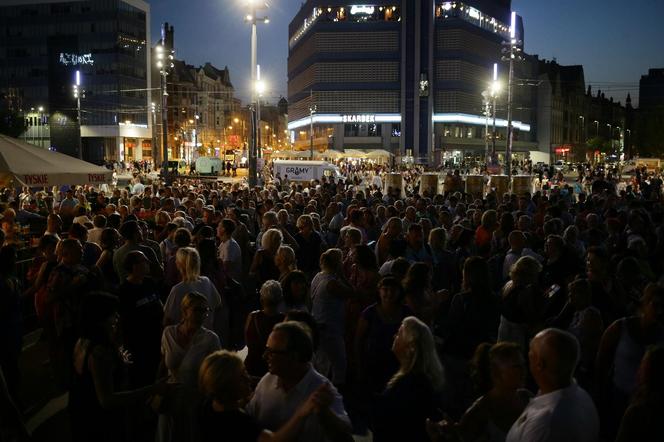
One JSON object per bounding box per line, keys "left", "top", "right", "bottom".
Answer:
{"left": 372, "top": 316, "right": 444, "bottom": 442}
{"left": 95, "top": 227, "right": 121, "bottom": 290}
{"left": 244, "top": 280, "right": 285, "bottom": 379}
{"left": 250, "top": 228, "right": 282, "bottom": 289}
{"left": 68, "top": 292, "right": 169, "bottom": 442}
{"left": 198, "top": 238, "right": 231, "bottom": 347}
{"left": 0, "top": 246, "right": 22, "bottom": 401}
{"left": 355, "top": 276, "right": 412, "bottom": 393}
{"left": 117, "top": 251, "right": 163, "bottom": 388}
{"left": 198, "top": 351, "right": 314, "bottom": 442}
{"left": 441, "top": 256, "right": 500, "bottom": 360}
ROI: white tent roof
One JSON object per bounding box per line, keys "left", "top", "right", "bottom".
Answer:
{"left": 0, "top": 135, "right": 113, "bottom": 187}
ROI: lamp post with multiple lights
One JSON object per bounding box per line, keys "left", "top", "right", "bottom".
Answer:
{"left": 156, "top": 24, "right": 175, "bottom": 180}
{"left": 246, "top": 0, "right": 269, "bottom": 187}
{"left": 501, "top": 11, "right": 522, "bottom": 182}
{"left": 72, "top": 70, "right": 83, "bottom": 159}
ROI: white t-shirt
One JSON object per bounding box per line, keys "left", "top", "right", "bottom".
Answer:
{"left": 247, "top": 366, "right": 350, "bottom": 442}
{"left": 506, "top": 383, "right": 598, "bottom": 442}
{"left": 87, "top": 227, "right": 105, "bottom": 246}
{"left": 218, "top": 237, "right": 242, "bottom": 281}
{"left": 161, "top": 325, "right": 220, "bottom": 387}
{"left": 163, "top": 276, "right": 222, "bottom": 331}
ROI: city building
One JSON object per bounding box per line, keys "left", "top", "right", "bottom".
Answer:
{"left": 287, "top": 0, "right": 537, "bottom": 165}
{"left": 636, "top": 68, "right": 664, "bottom": 156}
{"left": 0, "top": 0, "right": 152, "bottom": 163}
{"left": 150, "top": 24, "right": 239, "bottom": 166}
{"left": 536, "top": 60, "right": 587, "bottom": 163}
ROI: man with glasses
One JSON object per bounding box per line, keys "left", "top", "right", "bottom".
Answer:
{"left": 247, "top": 321, "right": 352, "bottom": 441}
{"left": 294, "top": 215, "right": 324, "bottom": 280}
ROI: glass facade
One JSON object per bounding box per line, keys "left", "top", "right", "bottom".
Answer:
{"left": 0, "top": 0, "right": 149, "bottom": 126}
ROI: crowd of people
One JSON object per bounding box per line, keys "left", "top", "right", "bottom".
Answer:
{"left": 1, "top": 161, "right": 664, "bottom": 442}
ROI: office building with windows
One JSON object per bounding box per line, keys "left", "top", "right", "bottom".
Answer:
{"left": 287, "top": 0, "right": 538, "bottom": 165}
{"left": 0, "top": 0, "right": 151, "bottom": 163}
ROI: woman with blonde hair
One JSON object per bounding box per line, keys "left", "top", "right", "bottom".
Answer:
{"left": 372, "top": 316, "right": 444, "bottom": 442}
{"left": 250, "top": 228, "right": 282, "bottom": 288}
{"left": 274, "top": 245, "right": 296, "bottom": 282}
{"left": 158, "top": 292, "right": 221, "bottom": 442}
{"left": 163, "top": 247, "right": 222, "bottom": 335}
{"left": 197, "top": 350, "right": 316, "bottom": 442}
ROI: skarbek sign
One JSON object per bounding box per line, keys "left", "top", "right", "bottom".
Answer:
{"left": 342, "top": 115, "right": 376, "bottom": 123}
{"left": 59, "top": 53, "right": 95, "bottom": 66}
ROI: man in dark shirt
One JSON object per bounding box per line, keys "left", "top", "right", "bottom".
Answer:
{"left": 294, "top": 214, "right": 323, "bottom": 280}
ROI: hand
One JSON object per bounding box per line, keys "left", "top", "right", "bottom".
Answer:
{"left": 300, "top": 383, "right": 334, "bottom": 416}
{"left": 151, "top": 376, "right": 177, "bottom": 396}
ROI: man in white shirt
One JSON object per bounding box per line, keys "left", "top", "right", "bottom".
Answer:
{"left": 506, "top": 328, "right": 599, "bottom": 442}
{"left": 502, "top": 230, "right": 544, "bottom": 280}
{"left": 217, "top": 218, "right": 242, "bottom": 281}
{"left": 247, "top": 321, "right": 352, "bottom": 442}
{"left": 87, "top": 215, "right": 107, "bottom": 246}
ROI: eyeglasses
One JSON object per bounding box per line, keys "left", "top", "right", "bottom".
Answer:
{"left": 264, "top": 347, "right": 290, "bottom": 357}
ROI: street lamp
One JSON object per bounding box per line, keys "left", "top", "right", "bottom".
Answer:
{"left": 37, "top": 106, "right": 44, "bottom": 148}
{"left": 245, "top": 0, "right": 269, "bottom": 187}
{"left": 156, "top": 25, "right": 175, "bottom": 181}
{"left": 501, "top": 11, "right": 523, "bottom": 181}
{"left": 579, "top": 116, "right": 585, "bottom": 143}
{"left": 489, "top": 63, "right": 501, "bottom": 166}
{"left": 593, "top": 120, "right": 599, "bottom": 137}
{"left": 72, "top": 70, "right": 84, "bottom": 159}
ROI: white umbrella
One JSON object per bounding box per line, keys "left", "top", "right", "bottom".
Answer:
{"left": 365, "top": 149, "right": 393, "bottom": 159}
{"left": 343, "top": 149, "right": 367, "bottom": 158}
{"left": 0, "top": 135, "right": 112, "bottom": 187}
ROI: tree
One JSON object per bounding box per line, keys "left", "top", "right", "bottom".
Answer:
{"left": 0, "top": 109, "right": 26, "bottom": 138}
{"left": 586, "top": 136, "right": 614, "bottom": 155}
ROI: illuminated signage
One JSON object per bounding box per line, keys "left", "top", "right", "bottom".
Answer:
{"left": 59, "top": 53, "right": 94, "bottom": 66}
{"left": 342, "top": 115, "right": 376, "bottom": 123}
{"left": 468, "top": 7, "right": 480, "bottom": 19}
{"left": 350, "top": 5, "right": 375, "bottom": 15}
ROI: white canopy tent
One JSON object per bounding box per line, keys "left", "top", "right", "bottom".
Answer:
{"left": 0, "top": 135, "right": 113, "bottom": 188}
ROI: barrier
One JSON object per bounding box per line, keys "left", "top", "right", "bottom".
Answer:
{"left": 490, "top": 175, "right": 509, "bottom": 197}
{"left": 419, "top": 173, "right": 440, "bottom": 196}
{"left": 512, "top": 175, "right": 533, "bottom": 196}
{"left": 465, "top": 175, "right": 484, "bottom": 197}
{"left": 384, "top": 173, "right": 404, "bottom": 198}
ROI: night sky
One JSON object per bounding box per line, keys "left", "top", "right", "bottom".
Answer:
{"left": 150, "top": 0, "right": 664, "bottom": 107}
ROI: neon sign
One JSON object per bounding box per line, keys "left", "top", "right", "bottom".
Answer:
{"left": 350, "top": 5, "right": 375, "bottom": 15}
{"left": 342, "top": 115, "right": 376, "bottom": 123}
{"left": 59, "top": 53, "right": 94, "bottom": 66}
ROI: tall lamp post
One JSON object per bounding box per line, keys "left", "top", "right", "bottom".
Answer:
{"left": 73, "top": 70, "right": 84, "bottom": 159}
{"left": 37, "top": 106, "right": 44, "bottom": 149}
{"left": 309, "top": 95, "right": 317, "bottom": 160}
{"left": 246, "top": 0, "right": 269, "bottom": 188}
{"left": 501, "top": 11, "right": 522, "bottom": 182}
{"left": 490, "top": 63, "right": 500, "bottom": 162}
{"left": 156, "top": 25, "right": 175, "bottom": 181}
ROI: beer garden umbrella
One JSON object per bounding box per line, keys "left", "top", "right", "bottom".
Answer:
{"left": 0, "top": 134, "right": 113, "bottom": 188}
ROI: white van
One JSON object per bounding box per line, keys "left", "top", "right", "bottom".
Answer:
{"left": 195, "top": 157, "right": 225, "bottom": 175}
{"left": 273, "top": 160, "right": 342, "bottom": 182}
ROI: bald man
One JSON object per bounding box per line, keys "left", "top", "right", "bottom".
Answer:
{"left": 506, "top": 328, "right": 599, "bottom": 442}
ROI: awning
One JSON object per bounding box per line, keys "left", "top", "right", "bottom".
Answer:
{"left": 0, "top": 135, "right": 113, "bottom": 187}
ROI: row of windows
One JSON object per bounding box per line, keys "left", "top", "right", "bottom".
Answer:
{"left": 290, "top": 5, "right": 402, "bottom": 48}
{"left": 0, "top": 0, "right": 146, "bottom": 17}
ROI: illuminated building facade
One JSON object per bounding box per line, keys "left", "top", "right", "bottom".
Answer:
{"left": 0, "top": 0, "right": 152, "bottom": 163}
{"left": 288, "top": 0, "right": 539, "bottom": 165}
